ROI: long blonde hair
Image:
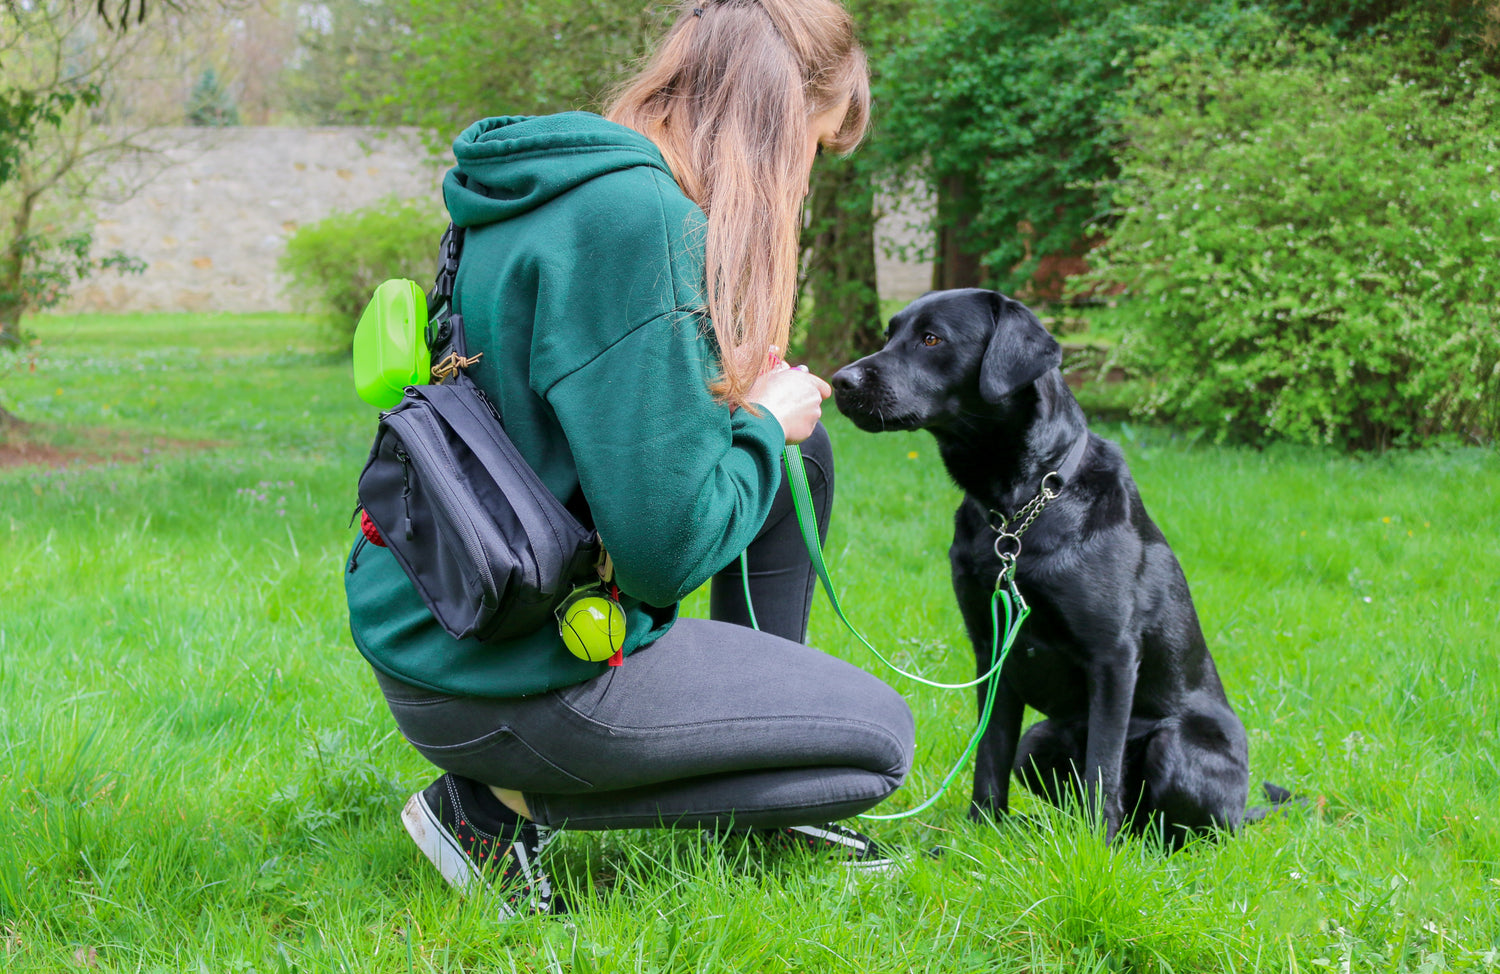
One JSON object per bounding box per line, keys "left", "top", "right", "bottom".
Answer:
{"left": 607, "top": 0, "right": 869, "bottom": 408}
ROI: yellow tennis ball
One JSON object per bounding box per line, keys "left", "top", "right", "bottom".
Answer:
{"left": 559, "top": 595, "right": 626, "bottom": 662}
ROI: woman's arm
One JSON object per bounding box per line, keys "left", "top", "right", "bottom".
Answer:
{"left": 543, "top": 311, "right": 785, "bottom": 607}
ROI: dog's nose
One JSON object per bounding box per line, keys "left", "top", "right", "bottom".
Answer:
{"left": 831, "top": 366, "right": 861, "bottom": 396}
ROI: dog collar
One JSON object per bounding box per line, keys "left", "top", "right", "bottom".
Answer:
{"left": 987, "top": 431, "right": 1090, "bottom": 523}
{"left": 1052, "top": 430, "right": 1091, "bottom": 489}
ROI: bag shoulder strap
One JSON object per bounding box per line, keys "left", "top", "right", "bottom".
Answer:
{"left": 425, "top": 222, "right": 468, "bottom": 362}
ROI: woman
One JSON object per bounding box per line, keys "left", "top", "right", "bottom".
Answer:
{"left": 345, "top": 0, "right": 914, "bottom": 916}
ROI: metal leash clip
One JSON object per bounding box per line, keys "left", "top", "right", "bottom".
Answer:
{"left": 988, "top": 468, "right": 1064, "bottom": 589}
{"left": 1004, "top": 574, "right": 1028, "bottom": 616}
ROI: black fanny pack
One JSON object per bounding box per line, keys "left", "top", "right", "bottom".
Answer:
{"left": 356, "top": 225, "right": 602, "bottom": 642}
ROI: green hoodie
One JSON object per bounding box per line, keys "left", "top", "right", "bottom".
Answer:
{"left": 345, "top": 113, "right": 786, "bottom": 698}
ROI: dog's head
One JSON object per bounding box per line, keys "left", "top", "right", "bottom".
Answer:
{"left": 832, "top": 289, "right": 1062, "bottom": 433}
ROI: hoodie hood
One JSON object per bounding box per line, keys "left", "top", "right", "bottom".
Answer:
{"left": 443, "top": 112, "right": 674, "bottom": 229}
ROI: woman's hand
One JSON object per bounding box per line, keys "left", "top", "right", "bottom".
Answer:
{"left": 749, "top": 361, "right": 832, "bottom": 445}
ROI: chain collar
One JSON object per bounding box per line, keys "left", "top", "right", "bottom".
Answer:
{"left": 986, "top": 431, "right": 1090, "bottom": 588}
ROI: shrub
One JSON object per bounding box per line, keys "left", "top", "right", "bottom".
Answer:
{"left": 1092, "top": 28, "right": 1500, "bottom": 449}
{"left": 873, "top": 0, "right": 1256, "bottom": 290}
{"left": 279, "top": 196, "right": 448, "bottom": 348}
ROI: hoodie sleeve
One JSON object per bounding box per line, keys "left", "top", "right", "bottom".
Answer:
{"left": 541, "top": 310, "right": 785, "bottom": 607}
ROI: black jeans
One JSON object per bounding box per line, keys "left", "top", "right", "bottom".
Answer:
{"left": 373, "top": 425, "right": 915, "bottom": 829}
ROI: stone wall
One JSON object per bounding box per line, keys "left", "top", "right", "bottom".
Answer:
{"left": 62, "top": 127, "right": 446, "bottom": 314}
{"left": 61, "top": 126, "right": 931, "bottom": 314}
{"left": 873, "top": 182, "right": 935, "bottom": 305}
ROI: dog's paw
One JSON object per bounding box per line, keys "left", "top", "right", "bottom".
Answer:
{"left": 966, "top": 800, "right": 1001, "bottom": 823}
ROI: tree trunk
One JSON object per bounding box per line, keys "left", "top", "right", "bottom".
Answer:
{"left": 1, "top": 197, "right": 33, "bottom": 426}
{"left": 0, "top": 293, "right": 22, "bottom": 347}
{"left": 0, "top": 261, "right": 24, "bottom": 348}
{"left": 931, "top": 173, "right": 986, "bottom": 291}
{"left": 0, "top": 192, "right": 34, "bottom": 348}
{"left": 798, "top": 156, "right": 883, "bottom": 376}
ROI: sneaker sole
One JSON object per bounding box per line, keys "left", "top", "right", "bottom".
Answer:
{"left": 783, "top": 824, "right": 900, "bottom": 873}
{"left": 843, "top": 857, "right": 899, "bottom": 873}
{"left": 401, "top": 791, "right": 487, "bottom": 892}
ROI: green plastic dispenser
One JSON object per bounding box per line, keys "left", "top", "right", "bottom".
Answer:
{"left": 352, "top": 279, "right": 430, "bottom": 409}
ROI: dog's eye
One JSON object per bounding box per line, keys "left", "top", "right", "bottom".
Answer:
{"left": 922, "top": 333, "right": 942, "bottom": 347}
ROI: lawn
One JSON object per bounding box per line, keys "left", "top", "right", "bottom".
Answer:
{"left": 1, "top": 312, "right": 1497, "bottom": 972}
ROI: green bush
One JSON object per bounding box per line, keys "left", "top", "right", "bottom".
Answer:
{"left": 1093, "top": 27, "right": 1500, "bottom": 449}
{"left": 873, "top": 0, "right": 1255, "bottom": 290}
{"left": 279, "top": 196, "right": 448, "bottom": 348}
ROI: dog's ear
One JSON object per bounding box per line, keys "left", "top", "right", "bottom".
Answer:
{"left": 978, "top": 292, "right": 1062, "bottom": 403}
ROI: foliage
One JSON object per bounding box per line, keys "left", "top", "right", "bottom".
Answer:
{"left": 278, "top": 0, "right": 421, "bottom": 126}
{"left": 0, "top": 83, "right": 110, "bottom": 348}
{"left": 873, "top": 0, "right": 1249, "bottom": 292}
{"left": 0, "top": 85, "right": 100, "bottom": 187}
{"left": 62, "top": 0, "right": 178, "bottom": 32}
{"left": 299, "top": 0, "right": 665, "bottom": 139}
{"left": 184, "top": 67, "right": 238, "bottom": 126}
{"left": 871, "top": 0, "right": 1494, "bottom": 297}
{"left": 0, "top": 1, "right": 173, "bottom": 346}
{"left": 278, "top": 196, "right": 448, "bottom": 347}
{"left": 1263, "top": 0, "right": 1499, "bottom": 68}
{"left": 1, "top": 229, "right": 145, "bottom": 322}
{"left": 1092, "top": 25, "right": 1500, "bottom": 450}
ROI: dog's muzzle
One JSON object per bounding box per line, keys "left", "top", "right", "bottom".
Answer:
{"left": 831, "top": 363, "right": 886, "bottom": 431}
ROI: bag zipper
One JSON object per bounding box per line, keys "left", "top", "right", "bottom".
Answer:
{"left": 389, "top": 407, "right": 504, "bottom": 607}
{"left": 396, "top": 446, "right": 414, "bottom": 540}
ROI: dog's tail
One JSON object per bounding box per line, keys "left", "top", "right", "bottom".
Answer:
{"left": 1244, "top": 781, "right": 1308, "bottom": 823}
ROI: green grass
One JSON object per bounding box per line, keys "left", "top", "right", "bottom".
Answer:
{"left": 2, "top": 312, "right": 1498, "bottom": 972}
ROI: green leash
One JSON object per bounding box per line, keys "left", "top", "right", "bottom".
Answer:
{"left": 861, "top": 590, "right": 1023, "bottom": 820}
{"left": 738, "top": 444, "right": 1031, "bottom": 820}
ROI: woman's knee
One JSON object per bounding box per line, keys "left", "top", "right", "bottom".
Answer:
{"left": 871, "top": 681, "right": 916, "bottom": 779}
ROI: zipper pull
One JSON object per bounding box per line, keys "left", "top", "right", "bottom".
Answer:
{"left": 349, "top": 535, "right": 368, "bottom": 572}
{"left": 396, "top": 446, "right": 415, "bottom": 540}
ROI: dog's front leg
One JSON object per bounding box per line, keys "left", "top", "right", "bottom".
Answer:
{"left": 1082, "top": 649, "right": 1139, "bottom": 842}
{"left": 955, "top": 563, "right": 1025, "bottom": 820}
{"left": 970, "top": 675, "right": 1025, "bottom": 820}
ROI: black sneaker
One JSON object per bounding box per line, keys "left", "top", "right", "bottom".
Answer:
{"left": 400, "top": 773, "right": 562, "bottom": 917}
{"left": 758, "top": 822, "right": 900, "bottom": 872}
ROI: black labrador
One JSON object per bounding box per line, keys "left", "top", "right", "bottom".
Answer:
{"left": 832, "top": 288, "right": 1277, "bottom": 846}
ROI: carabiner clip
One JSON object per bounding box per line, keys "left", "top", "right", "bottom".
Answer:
{"left": 1001, "top": 575, "right": 1029, "bottom": 616}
